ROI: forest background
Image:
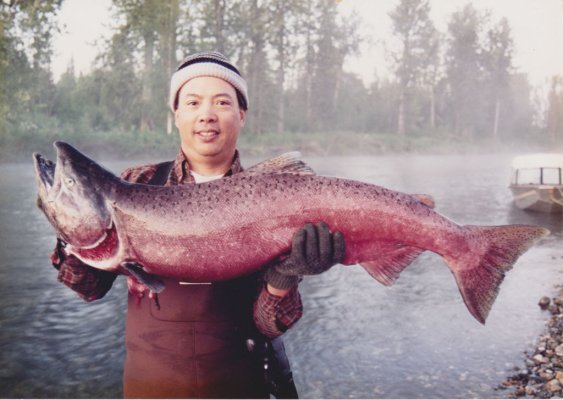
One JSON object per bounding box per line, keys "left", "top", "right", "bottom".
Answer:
{"left": 1, "top": 0, "right": 563, "bottom": 161}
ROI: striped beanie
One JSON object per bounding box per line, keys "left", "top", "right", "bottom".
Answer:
{"left": 169, "top": 51, "right": 248, "bottom": 111}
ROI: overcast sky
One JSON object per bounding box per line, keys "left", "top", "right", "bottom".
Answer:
{"left": 52, "top": 0, "right": 563, "bottom": 88}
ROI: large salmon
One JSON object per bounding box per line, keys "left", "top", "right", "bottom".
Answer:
{"left": 34, "top": 141, "right": 548, "bottom": 323}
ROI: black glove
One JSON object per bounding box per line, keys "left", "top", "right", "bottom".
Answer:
{"left": 264, "top": 222, "right": 345, "bottom": 290}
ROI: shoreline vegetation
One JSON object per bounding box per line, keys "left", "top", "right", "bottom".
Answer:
{"left": 0, "top": 129, "right": 559, "bottom": 163}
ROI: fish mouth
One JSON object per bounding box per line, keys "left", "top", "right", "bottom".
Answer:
{"left": 33, "top": 141, "right": 77, "bottom": 193}
{"left": 33, "top": 152, "right": 56, "bottom": 192}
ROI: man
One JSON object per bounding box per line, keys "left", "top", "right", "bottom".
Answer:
{"left": 50, "top": 51, "right": 345, "bottom": 398}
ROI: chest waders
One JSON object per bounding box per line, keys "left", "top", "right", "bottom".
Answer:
{"left": 123, "top": 161, "right": 298, "bottom": 399}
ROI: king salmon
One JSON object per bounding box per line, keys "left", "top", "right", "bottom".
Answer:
{"left": 33, "top": 141, "right": 548, "bottom": 323}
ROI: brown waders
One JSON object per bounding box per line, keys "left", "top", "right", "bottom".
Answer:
{"left": 123, "top": 274, "right": 270, "bottom": 398}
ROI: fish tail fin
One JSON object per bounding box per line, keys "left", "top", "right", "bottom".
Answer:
{"left": 445, "top": 224, "right": 549, "bottom": 324}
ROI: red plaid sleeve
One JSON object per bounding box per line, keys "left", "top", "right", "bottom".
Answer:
{"left": 51, "top": 241, "right": 117, "bottom": 302}
{"left": 253, "top": 284, "right": 303, "bottom": 338}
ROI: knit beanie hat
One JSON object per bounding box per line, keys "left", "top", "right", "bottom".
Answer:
{"left": 169, "top": 51, "right": 248, "bottom": 111}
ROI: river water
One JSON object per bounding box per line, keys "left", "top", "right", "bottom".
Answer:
{"left": 0, "top": 153, "right": 561, "bottom": 398}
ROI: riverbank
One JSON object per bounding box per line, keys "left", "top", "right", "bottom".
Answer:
{"left": 499, "top": 284, "right": 563, "bottom": 398}
{"left": 0, "top": 129, "right": 554, "bottom": 163}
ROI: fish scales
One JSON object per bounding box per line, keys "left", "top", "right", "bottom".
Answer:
{"left": 107, "top": 173, "right": 497, "bottom": 293}
{"left": 33, "top": 141, "right": 549, "bottom": 324}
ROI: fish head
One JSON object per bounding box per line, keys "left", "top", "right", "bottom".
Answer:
{"left": 33, "top": 141, "right": 113, "bottom": 248}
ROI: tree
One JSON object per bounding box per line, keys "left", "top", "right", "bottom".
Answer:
{"left": 546, "top": 76, "right": 563, "bottom": 145}
{"left": 158, "top": 0, "right": 180, "bottom": 133}
{"left": 243, "top": 0, "right": 270, "bottom": 135}
{"left": 504, "top": 73, "right": 534, "bottom": 140}
{"left": 310, "top": 1, "right": 340, "bottom": 130}
{"left": 445, "top": 4, "right": 487, "bottom": 138}
{"left": 51, "top": 60, "right": 79, "bottom": 124}
{"left": 0, "top": 0, "right": 62, "bottom": 136}
{"left": 307, "top": 0, "right": 360, "bottom": 131}
{"left": 421, "top": 28, "right": 442, "bottom": 131}
{"left": 110, "top": 0, "right": 182, "bottom": 132}
{"left": 9, "top": 0, "right": 62, "bottom": 70}
{"left": 195, "top": 0, "right": 228, "bottom": 52}
{"left": 389, "top": 0, "right": 437, "bottom": 136}
{"left": 482, "top": 17, "right": 513, "bottom": 140}
{"left": 367, "top": 77, "right": 400, "bottom": 134}
{"left": 295, "top": 0, "right": 318, "bottom": 132}
{"left": 269, "top": 0, "right": 305, "bottom": 134}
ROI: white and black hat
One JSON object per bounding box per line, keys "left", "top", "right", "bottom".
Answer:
{"left": 169, "top": 51, "right": 248, "bottom": 111}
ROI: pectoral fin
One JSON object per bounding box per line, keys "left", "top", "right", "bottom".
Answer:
{"left": 121, "top": 262, "right": 166, "bottom": 293}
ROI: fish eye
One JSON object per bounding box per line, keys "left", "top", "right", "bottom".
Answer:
{"left": 65, "top": 177, "right": 75, "bottom": 187}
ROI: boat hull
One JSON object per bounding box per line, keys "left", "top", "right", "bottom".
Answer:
{"left": 510, "top": 185, "right": 563, "bottom": 213}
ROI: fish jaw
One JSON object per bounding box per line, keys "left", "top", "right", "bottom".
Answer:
{"left": 33, "top": 151, "right": 62, "bottom": 234}
{"left": 33, "top": 152, "right": 56, "bottom": 220}
{"left": 33, "top": 152, "right": 55, "bottom": 198}
{"left": 32, "top": 142, "right": 116, "bottom": 249}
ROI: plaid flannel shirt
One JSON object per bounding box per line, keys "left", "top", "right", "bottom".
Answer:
{"left": 51, "top": 148, "right": 303, "bottom": 338}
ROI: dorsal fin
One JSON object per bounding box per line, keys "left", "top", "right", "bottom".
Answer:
{"left": 244, "top": 152, "right": 315, "bottom": 176}
{"left": 411, "top": 194, "right": 435, "bottom": 208}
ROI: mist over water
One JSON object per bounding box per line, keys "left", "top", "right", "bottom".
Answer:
{"left": 0, "top": 153, "right": 560, "bottom": 398}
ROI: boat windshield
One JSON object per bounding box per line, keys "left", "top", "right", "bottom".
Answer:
{"left": 515, "top": 167, "right": 562, "bottom": 185}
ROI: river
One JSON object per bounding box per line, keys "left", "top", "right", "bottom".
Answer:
{"left": 0, "top": 152, "right": 561, "bottom": 398}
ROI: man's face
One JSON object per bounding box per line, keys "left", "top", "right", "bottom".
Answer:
{"left": 175, "top": 76, "right": 246, "bottom": 172}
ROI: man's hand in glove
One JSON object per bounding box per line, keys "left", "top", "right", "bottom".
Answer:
{"left": 264, "top": 222, "right": 345, "bottom": 292}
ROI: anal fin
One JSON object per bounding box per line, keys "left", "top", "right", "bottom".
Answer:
{"left": 360, "top": 244, "right": 424, "bottom": 286}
